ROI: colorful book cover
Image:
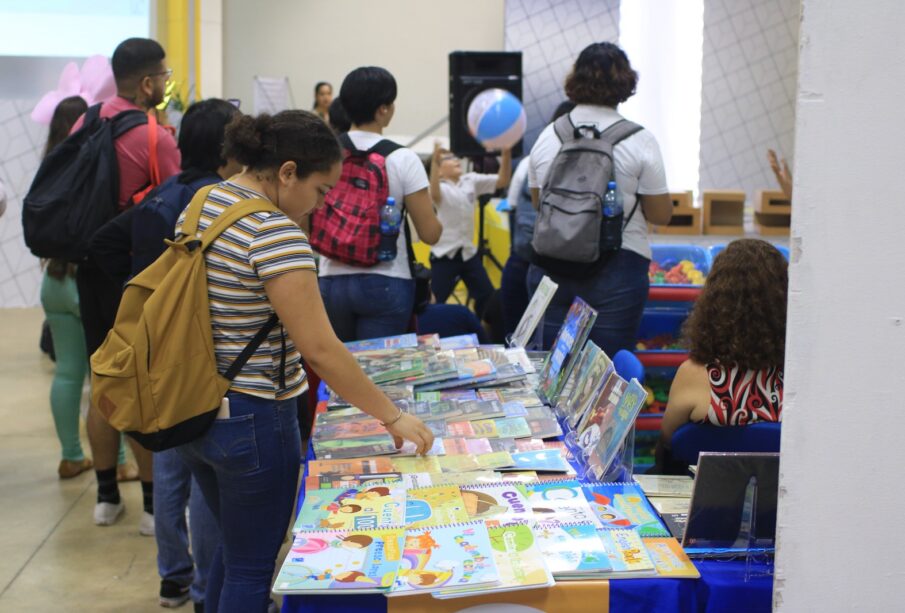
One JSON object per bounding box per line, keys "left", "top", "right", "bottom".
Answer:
{"left": 305, "top": 473, "right": 403, "bottom": 491}
{"left": 446, "top": 421, "right": 476, "bottom": 438}
{"left": 391, "top": 456, "right": 441, "bottom": 474}
{"left": 503, "top": 347, "right": 536, "bottom": 374}
{"left": 501, "top": 401, "right": 528, "bottom": 418}
{"left": 397, "top": 437, "right": 446, "bottom": 457}
{"left": 430, "top": 471, "right": 502, "bottom": 487}
{"left": 587, "top": 379, "right": 648, "bottom": 480}
{"left": 293, "top": 485, "right": 406, "bottom": 532}
{"left": 313, "top": 419, "right": 387, "bottom": 440}
{"left": 344, "top": 333, "right": 418, "bottom": 353}
{"left": 576, "top": 372, "right": 628, "bottom": 448}
{"left": 596, "top": 529, "right": 656, "bottom": 576}
{"left": 417, "top": 334, "right": 441, "bottom": 349}
{"left": 273, "top": 527, "right": 404, "bottom": 594}
{"left": 443, "top": 437, "right": 493, "bottom": 456}
{"left": 437, "top": 454, "right": 481, "bottom": 473}
{"left": 308, "top": 458, "right": 396, "bottom": 477}
{"left": 404, "top": 485, "right": 470, "bottom": 529}
{"left": 403, "top": 352, "right": 459, "bottom": 387}
{"left": 526, "top": 417, "right": 564, "bottom": 439}
{"left": 474, "top": 451, "right": 516, "bottom": 470}
{"left": 511, "top": 275, "right": 558, "bottom": 349}
{"left": 478, "top": 389, "right": 544, "bottom": 408}
{"left": 533, "top": 521, "right": 613, "bottom": 577}
{"left": 560, "top": 343, "right": 614, "bottom": 429}
{"left": 389, "top": 521, "right": 498, "bottom": 595}
{"left": 416, "top": 390, "right": 478, "bottom": 403}
{"left": 458, "top": 482, "right": 532, "bottom": 525}
{"left": 417, "top": 359, "right": 498, "bottom": 391}
{"left": 514, "top": 438, "right": 548, "bottom": 452}
{"left": 438, "top": 334, "right": 481, "bottom": 350}
{"left": 435, "top": 522, "right": 554, "bottom": 598}
{"left": 361, "top": 357, "right": 425, "bottom": 385}
{"left": 527, "top": 479, "right": 601, "bottom": 527}
{"left": 313, "top": 435, "right": 400, "bottom": 460}
{"left": 642, "top": 537, "right": 700, "bottom": 578}
{"left": 472, "top": 417, "right": 532, "bottom": 439}
{"left": 488, "top": 438, "right": 521, "bottom": 454}
{"left": 502, "top": 450, "right": 573, "bottom": 473}
{"left": 400, "top": 472, "right": 435, "bottom": 489}
{"left": 536, "top": 297, "right": 597, "bottom": 403}
{"left": 582, "top": 482, "right": 670, "bottom": 537}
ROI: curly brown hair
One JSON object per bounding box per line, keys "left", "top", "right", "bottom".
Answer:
{"left": 683, "top": 239, "right": 788, "bottom": 370}
{"left": 564, "top": 42, "right": 638, "bottom": 107}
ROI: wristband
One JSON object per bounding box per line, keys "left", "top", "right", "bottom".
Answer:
{"left": 380, "top": 408, "right": 405, "bottom": 428}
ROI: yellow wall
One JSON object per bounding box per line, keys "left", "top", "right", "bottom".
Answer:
{"left": 155, "top": 0, "right": 197, "bottom": 103}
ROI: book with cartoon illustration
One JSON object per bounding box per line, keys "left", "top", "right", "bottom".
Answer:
{"left": 388, "top": 521, "right": 499, "bottom": 596}
{"left": 293, "top": 485, "right": 406, "bottom": 532}
{"left": 273, "top": 527, "right": 404, "bottom": 594}
{"left": 434, "top": 522, "right": 554, "bottom": 598}
{"left": 344, "top": 334, "right": 419, "bottom": 353}
{"left": 576, "top": 373, "right": 628, "bottom": 450}
{"left": 457, "top": 482, "right": 532, "bottom": 525}
{"left": 642, "top": 537, "right": 700, "bottom": 578}
{"left": 501, "top": 449, "right": 573, "bottom": 474}
{"left": 587, "top": 378, "right": 648, "bottom": 480}
{"left": 596, "top": 528, "right": 657, "bottom": 577}
{"left": 404, "top": 485, "right": 470, "bottom": 529}
{"left": 536, "top": 297, "right": 597, "bottom": 403}
{"left": 582, "top": 482, "right": 669, "bottom": 537}
{"left": 559, "top": 342, "right": 614, "bottom": 429}
{"left": 526, "top": 479, "right": 601, "bottom": 526}
{"left": 533, "top": 521, "right": 613, "bottom": 578}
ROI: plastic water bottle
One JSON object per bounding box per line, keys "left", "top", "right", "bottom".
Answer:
{"left": 602, "top": 180, "right": 622, "bottom": 217}
{"left": 377, "top": 197, "right": 401, "bottom": 261}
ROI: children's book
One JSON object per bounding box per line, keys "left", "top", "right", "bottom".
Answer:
{"left": 390, "top": 456, "right": 441, "bottom": 474}
{"left": 596, "top": 529, "right": 657, "bottom": 577}
{"left": 399, "top": 472, "right": 435, "bottom": 489}
{"left": 437, "top": 454, "right": 482, "bottom": 473}
{"left": 514, "top": 438, "right": 548, "bottom": 452}
{"left": 404, "top": 485, "right": 470, "bottom": 529}
{"left": 536, "top": 297, "right": 597, "bottom": 403}
{"left": 293, "top": 485, "right": 406, "bottom": 532}
{"left": 403, "top": 351, "right": 459, "bottom": 387}
{"left": 633, "top": 475, "right": 695, "bottom": 498}
{"left": 501, "top": 401, "right": 528, "bottom": 418}
{"left": 582, "top": 482, "right": 670, "bottom": 537}
{"left": 503, "top": 347, "right": 536, "bottom": 374}
{"left": 526, "top": 417, "right": 563, "bottom": 439}
{"left": 430, "top": 471, "right": 502, "bottom": 487}
{"left": 308, "top": 458, "right": 396, "bottom": 477}
{"left": 305, "top": 473, "right": 403, "bottom": 491}
{"left": 273, "top": 527, "right": 405, "bottom": 594}
{"left": 313, "top": 435, "right": 400, "bottom": 460}
{"left": 360, "top": 356, "right": 425, "bottom": 385}
{"left": 576, "top": 372, "right": 627, "bottom": 447}
{"left": 434, "top": 522, "right": 554, "bottom": 598}
{"left": 527, "top": 479, "right": 601, "bottom": 527}
{"left": 313, "top": 419, "right": 387, "bottom": 441}
{"left": 586, "top": 379, "right": 648, "bottom": 480}
{"left": 642, "top": 537, "right": 700, "bottom": 578}
{"left": 344, "top": 333, "right": 419, "bottom": 353}
{"left": 417, "top": 334, "right": 441, "bottom": 349}
{"left": 559, "top": 343, "right": 614, "bottom": 429}
{"left": 501, "top": 450, "right": 573, "bottom": 474}
{"left": 533, "top": 521, "right": 613, "bottom": 579}
{"left": 478, "top": 389, "right": 544, "bottom": 408}
{"left": 472, "top": 417, "right": 532, "bottom": 439}
{"left": 474, "top": 451, "right": 516, "bottom": 470}
{"left": 488, "top": 438, "right": 520, "bottom": 454}
{"left": 446, "top": 420, "right": 476, "bottom": 438}
{"left": 416, "top": 390, "right": 478, "bottom": 403}
{"left": 458, "top": 482, "right": 532, "bottom": 525}
{"left": 443, "top": 437, "right": 494, "bottom": 456}
{"left": 397, "top": 437, "right": 447, "bottom": 457}
{"left": 316, "top": 406, "right": 369, "bottom": 423}
{"left": 417, "top": 359, "right": 498, "bottom": 391}
{"left": 438, "top": 334, "right": 481, "bottom": 351}
{"left": 511, "top": 275, "right": 558, "bottom": 349}
{"left": 388, "top": 521, "right": 499, "bottom": 596}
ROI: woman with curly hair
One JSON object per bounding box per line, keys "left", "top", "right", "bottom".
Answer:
{"left": 526, "top": 42, "right": 673, "bottom": 357}
{"left": 655, "top": 239, "right": 788, "bottom": 468}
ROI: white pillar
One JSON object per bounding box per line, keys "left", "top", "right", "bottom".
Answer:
{"left": 199, "top": 0, "right": 223, "bottom": 98}
{"left": 774, "top": 0, "right": 905, "bottom": 610}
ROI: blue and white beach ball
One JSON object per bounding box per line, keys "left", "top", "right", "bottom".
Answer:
{"left": 466, "top": 88, "right": 526, "bottom": 150}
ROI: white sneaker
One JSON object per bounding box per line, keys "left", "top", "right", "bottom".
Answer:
{"left": 93, "top": 501, "right": 125, "bottom": 526}
{"left": 139, "top": 511, "right": 155, "bottom": 536}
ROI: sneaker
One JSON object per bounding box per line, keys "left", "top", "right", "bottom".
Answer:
{"left": 139, "top": 511, "right": 155, "bottom": 537}
{"left": 159, "top": 579, "right": 190, "bottom": 608}
{"left": 93, "top": 501, "right": 125, "bottom": 526}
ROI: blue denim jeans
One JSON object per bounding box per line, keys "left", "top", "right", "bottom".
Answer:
{"left": 429, "top": 251, "right": 495, "bottom": 317}
{"left": 500, "top": 252, "right": 531, "bottom": 338}
{"left": 176, "top": 391, "right": 301, "bottom": 613}
{"left": 527, "top": 249, "right": 650, "bottom": 358}
{"left": 318, "top": 273, "right": 415, "bottom": 342}
{"left": 153, "top": 448, "right": 219, "bottom": 604}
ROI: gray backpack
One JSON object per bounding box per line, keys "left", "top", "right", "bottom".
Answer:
{"left": 531, "top": 115, "right": 643, "bottom": 277}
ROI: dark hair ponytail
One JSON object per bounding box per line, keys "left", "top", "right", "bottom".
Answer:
{"left": 223, "top": 110, "right": 341, "bottom": 178}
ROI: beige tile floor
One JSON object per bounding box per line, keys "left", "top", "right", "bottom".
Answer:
{"left": 0, "top": 308, "right": 291, "bottom": 612}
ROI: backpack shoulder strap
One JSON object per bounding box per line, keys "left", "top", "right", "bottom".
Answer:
{"left": 110, "top": 109, "right": 149, "bottom": 139}
{"left": 200, "top": 197, "right": 280, "bottom": 250}
{"left": 552, "top": 114, "right": 576, "bottom": 144}
{"left": 338, "top": 132, "right": 366, "bottom": 156}
{"left": 600, "top": 119, "right": 644, "bottom": 146}
{"left": 368, "top": 139, "right": 403, "bottom": 158}
{"left": 179, "top": 185, "right": 217, "bottom": 239}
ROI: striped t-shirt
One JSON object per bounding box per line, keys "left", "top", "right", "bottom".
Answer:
{"left": 175, "top": 181, "right": 315, "bottom": 400}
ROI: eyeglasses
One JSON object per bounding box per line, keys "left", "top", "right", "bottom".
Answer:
{"left": 147, "top": 68, "right": 174, "bottom": 80}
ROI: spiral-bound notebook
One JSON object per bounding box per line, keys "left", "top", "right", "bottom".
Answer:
{"left": 293, "top": 485, "right": 406, "bottom": 533}
{"left": 526, "top": 479, "right": 601, "bottom": 527}
{"left": 273, "top": 527, "right": 405, "bottom": 594}
{"left": 582, "top": 481, "right": 670, "bottom": 537}
{"left": 533, "top": 521, "right": 613, "bottom": 579}
{"left": 387, "top": 521, "right": 499, "bottom": 596}
{"left": 404, "top": 485, "right": 470, "bottom": 529}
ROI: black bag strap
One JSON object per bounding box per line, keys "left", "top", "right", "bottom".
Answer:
{"left": 223, "top": 313, "right": 281, "bottom": 382}
{"left": 111, "top": 109, "right": 150, "bottom": 139}
{"left": 367, "top": 138, "right": 403, "bottom": 158}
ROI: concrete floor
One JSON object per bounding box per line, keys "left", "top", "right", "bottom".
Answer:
{"left": 0, "top": 308, "right": 291, "bottom": 612}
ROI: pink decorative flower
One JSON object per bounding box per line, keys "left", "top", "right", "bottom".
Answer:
{"left": 31, "top": 55, "right": 116, "bottom": 124}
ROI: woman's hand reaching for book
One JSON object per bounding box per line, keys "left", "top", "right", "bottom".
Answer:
{"left": 386, "top": 412, "right": 435, "bottom": 456}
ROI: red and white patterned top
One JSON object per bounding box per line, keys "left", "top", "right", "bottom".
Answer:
{"left": 703, "top": 364, "right": 783, "bottom": 426}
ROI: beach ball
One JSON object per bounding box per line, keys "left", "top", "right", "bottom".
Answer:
{"left": 466, "top": 88, "right": 526, "bottom": 150}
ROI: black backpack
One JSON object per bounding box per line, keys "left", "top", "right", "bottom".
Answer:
{"left": 22, "top": 104, "right": 149, "bottom": 262}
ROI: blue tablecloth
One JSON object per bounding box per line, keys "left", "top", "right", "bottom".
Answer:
{"left": 284, "top": 386, "right": 773, "bottom": 613}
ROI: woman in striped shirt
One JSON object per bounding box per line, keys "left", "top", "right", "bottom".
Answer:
{"left": 175, "top": 110, "right": 434, "bottom": 612}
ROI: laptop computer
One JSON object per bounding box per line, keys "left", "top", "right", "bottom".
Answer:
{"left": 670, "top": 452, "right": 780, "bottom": 559}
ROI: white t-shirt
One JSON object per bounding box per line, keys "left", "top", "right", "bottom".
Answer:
{"left": 507, "top": 156, "right": 531, "bottom": 209}
{"left": 318, "top": 131, "right": 430, "bottom": 279}
{"left": 528, "top": 105, "right": 668, "bottom": 260}
{"left": 431, "top": 172, "right": 498, "bottom": 260}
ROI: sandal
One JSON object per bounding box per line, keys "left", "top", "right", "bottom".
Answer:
{"left": 58, "top": 458, "right": 93, "bottom": 479}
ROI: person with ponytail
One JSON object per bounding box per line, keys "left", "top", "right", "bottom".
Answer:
{"left": 173, "top": 110, "right": 435, "bottom": 612}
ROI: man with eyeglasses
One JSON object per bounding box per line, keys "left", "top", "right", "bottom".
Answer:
{"left": 69, "top": 38, "right": 181, "bottom": 537}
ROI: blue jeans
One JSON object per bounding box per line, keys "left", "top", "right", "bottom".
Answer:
{"left": 429, "top": 251, "right": 495, "bottom": 317}
{"left": 318, "top": 274, "right": 415, "bottom": 342}
{"left": 527, "top": 249, "right": 650, "bottom": 357}
{"left": 176, "top": 392, "right": 301, "bottom": 613}
{"left": 500, "top": 252, "right": 531, "bottom": 338}
{"left": 154, "top": 448, "right": 219, "bottom": 604}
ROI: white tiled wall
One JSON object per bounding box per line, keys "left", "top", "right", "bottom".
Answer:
{"left": 0, "top": 99, "right": 46, "bottom": 307}
{"left": 699, "top": 0, "right": 799, "bottom": 200}
{"left": 504, "top": 0, "right": 621, "bottom": 153}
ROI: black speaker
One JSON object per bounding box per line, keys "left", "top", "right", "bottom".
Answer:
{"left": 449, "top": 51, "right": 523, "bottom": 158}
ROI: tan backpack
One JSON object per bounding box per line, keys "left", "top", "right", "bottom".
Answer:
{"left": 90, "top": 186, "right": 281, "bottom": 451}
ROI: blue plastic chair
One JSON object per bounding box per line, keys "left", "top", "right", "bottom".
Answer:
{"left": 613, "top": 349, "right": 645, "bottom": 384}
{"left": 670, "top": 422, "right": 781, "bottom": 466}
